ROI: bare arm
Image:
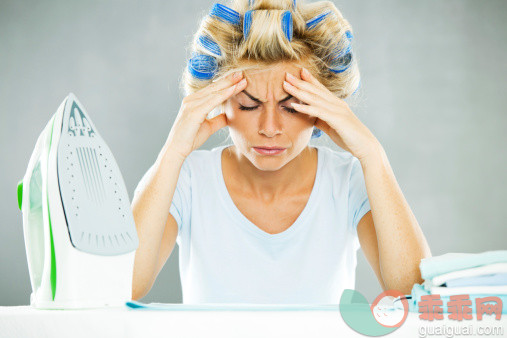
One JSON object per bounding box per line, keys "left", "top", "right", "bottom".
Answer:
{"left": 358, "top": 144, "right": 432, "bottom": 295}
{"left": 129, "top": 71, "right": 247, "bottom": 300}
{"left": 130, "top": 146, "right": 185, "bottom": 300}
{"left": 357, "top": 210, "right": 387, "bottom": 292}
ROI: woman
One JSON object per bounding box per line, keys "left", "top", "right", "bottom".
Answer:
{"left": 131, "top": 0, "right": 431, "bottom": 303}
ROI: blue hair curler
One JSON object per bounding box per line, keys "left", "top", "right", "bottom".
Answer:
{"left": 210, "top": 3, "right": 241, "bottom": 26}
{"left": 243, "top": 10, "right": 253, "bottom": 39}
{"left": 328, "top": 30, "right": 354, "bottom": 73}
{"left": 332, "top": 44, "right": 352, "bottom": 59}
{"left": 281, "top": 11, "right": 293, "bottom": 42}
{"left": 329, "top": 52, "right": 352, "bottom": 74}
{"left": 352, "top": 79, "right": 361, "bottom": 95}
{"left": 305, "top": 10, "right": 332, "bottom": 30}
{"left": 197, "top": 35, "right": 222, "bottom": 57}
{"left": 244, "top": 10, "right": 293, "bottom": 42}
{"left": 247, "top": 0, "right": 295, "bottom": 9}
{"left": 331, "top": 31, "right": 353, "bottom": 59}
{"left": 187, "top": 53, "right": 218, "bottom": 80}
{"left": 311, "top": 127, "right": 322, "bottom": 138}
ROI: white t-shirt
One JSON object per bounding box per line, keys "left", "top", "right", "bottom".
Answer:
{"left": 138, "top": 144, "right": 371, "bottom": 304}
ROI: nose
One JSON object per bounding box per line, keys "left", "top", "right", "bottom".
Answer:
{"left": 258, "top": 105, "right": 282, "bottom": 138}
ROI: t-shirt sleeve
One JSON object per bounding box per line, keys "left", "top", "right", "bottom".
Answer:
{"left": 133, "top": 157, "right": 192, "bottom": 234}
{"left": 348, "top": 157, "right": 371, "bottom": 230}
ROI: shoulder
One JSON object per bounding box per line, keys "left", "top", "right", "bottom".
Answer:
{"left": 313, "top": 146, "right": 364, "bottom": 207}
{"left": 184, "top": 147, "right": 215, "bottom": 163}
{"left": 316, "top": 145, "right": 358, "bottom": 172}
{"left": 180, "top": 145, "right": 226, "bottom": 173}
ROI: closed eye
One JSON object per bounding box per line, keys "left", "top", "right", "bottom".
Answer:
{"left": 238, "top": 105, "right": 258, "bottom": 111}
{"left": 238, "top": 105, "right": 298, "bottom": 114}
{"left": 283, "top": 106, "right": 298, "bottom": 114}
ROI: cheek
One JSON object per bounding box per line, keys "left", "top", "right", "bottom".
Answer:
{"left": 283, "top": 116, "right": 316, "bottom": 139}
{"left": 226, "top": 108, "right": 244, "bottom": 124}
{"left": 224, "top": 100, "right": 243, "bottom": 119}
{"left": 225, "top": 109, "right": 255, "bottom": 134}
{"left": 286, "top": 113, "right": 316, "bottom": 128}
{"left": 224, "top": 103, "right": 243, "bottom": 125}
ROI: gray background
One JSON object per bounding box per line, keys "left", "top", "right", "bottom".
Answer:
{"left": 1, "top": 0, "right": 505, "bottom": 306}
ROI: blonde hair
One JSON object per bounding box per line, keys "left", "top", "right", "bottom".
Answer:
{"left": 182, "top": 0, "right": 359, "bottom": 89}
{"left": 180, "top": 0, "right": 361, "bottom": 131}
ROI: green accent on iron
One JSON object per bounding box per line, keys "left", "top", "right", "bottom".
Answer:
{"left": 17, "top": 180, "right": 23, "bottom": 210}
{"left": 47, "top": 114, "right": 57, "bottom": 300}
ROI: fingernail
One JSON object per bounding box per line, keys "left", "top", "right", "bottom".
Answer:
{"left": 302, "top": 67, "right": 310, "bottom": 77}
{"left": 286, "top": 72, "right": 295, "bottom": 80}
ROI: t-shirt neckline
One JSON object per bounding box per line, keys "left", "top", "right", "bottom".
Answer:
{"left": 213, "top": 144, "right": 324, "bottom": 241}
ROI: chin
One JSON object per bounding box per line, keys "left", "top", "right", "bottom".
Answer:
{"left": 254, "top": 163, "right": 286, "bottom": 172}
{"left": 249, "top": 155, "right": 288, "bottom": 172}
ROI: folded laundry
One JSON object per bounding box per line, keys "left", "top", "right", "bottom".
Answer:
{"left": 398, "top": 283, "right": 507, "bottom": 315}
{"left": 428, "top": 285, "right": 507, "bottom": 296}
{"left": 446, "top": 273, "right": 507, "bottom": 288}
{"left": 394, "top": 251, "right": 507, "bottom": 315}
{"left": 431, "top": 263, "right": 507, "bottom": 286}
{"left": 420, "top": 250, "right": 507, "bottom": 280}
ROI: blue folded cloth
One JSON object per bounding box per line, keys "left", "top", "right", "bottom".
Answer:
{"left": 420, "top": 250, "right": 507, "bottom": 280}
{"left": 125, "top": 300, "right": 340, "bottom": 311}
{"left": 403, "top": 283, "right": 507, "bottom": 314}
{"left": 446, "top": 273, "right": 507, "bottom": 288}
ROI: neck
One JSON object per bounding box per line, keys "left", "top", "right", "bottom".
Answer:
{"left": 223, "top": 145, "right": 317, "bottom": 202}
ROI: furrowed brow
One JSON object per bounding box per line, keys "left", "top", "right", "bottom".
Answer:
{"left": 242, "top": 90, "right": 293, "bottom": 104}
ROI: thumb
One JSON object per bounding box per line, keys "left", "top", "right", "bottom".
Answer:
{"left": 314, "top": 118, "right": 331, "bottom": 134}
{"left": 194, "top": 113, "right": 229, "bottom": 149}
{"left": 206, "top": 112, "right": 228, "bottom": 135}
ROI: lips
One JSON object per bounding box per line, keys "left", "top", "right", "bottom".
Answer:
{"left": 253, "top": 147, "right": 287, "bottom": 155}
{"left": 254, "top": 146, "right": 286, "bottom": 150}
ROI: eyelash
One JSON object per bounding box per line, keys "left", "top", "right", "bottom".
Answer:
{"left": 238, "top": 105, "right": 298, "bottom": 114}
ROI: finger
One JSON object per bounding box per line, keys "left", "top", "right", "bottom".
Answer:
{"left": 283, "top": 80, "right": 322, "bottom": 107}
{"left": 205, "top": 112, "right": 228, "bottom": 135}
{"left": 314, "top": 117, "right": 332, "bottom": 134}
{"left": 198, "top": 77, "right": 246, "bottom": 107}
{"left": 314, "top": 117, "right": 348, "bottom": 150}
{"left": 285, "top": 72, "right": 325, "bottom": 99}
{"left": 193, "top": 71, "right": 244, "bottom": 100}
{"left": 192, "top": 78, "right": 247, "bottom": 117}
{"left": 193, "top": 113, "right": 228, "bottom": 148}
{"left": 289, "top": 102, "right": 324, "bottom": 119}
{"left": 300, "top": 67, "right": 329, "bottom": 92}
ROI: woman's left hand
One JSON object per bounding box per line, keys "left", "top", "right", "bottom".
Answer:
{"left": 283, "top": 67, "right": 380, "bottom": 162}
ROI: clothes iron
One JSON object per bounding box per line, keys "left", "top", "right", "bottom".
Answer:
{"left": 17, "top": 93, "right": 139, "bottom": 309}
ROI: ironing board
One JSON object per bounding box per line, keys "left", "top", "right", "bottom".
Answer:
{"left": 1, "top": 304, "right": 505, "bottom": 338}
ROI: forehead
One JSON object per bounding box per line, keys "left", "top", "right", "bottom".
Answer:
{"left": 242, "top": 61, "right": 302, "bottom": 79}
{"left": 239, "top": 61, "right": 304, "bottom": 101}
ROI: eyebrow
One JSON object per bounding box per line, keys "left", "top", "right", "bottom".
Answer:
{"left": 241, "top": 90, "right": 293, "bottom": 104}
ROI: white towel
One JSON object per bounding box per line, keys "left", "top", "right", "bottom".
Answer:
{"left": 428, "top": 285, "right": 507, "bottom": 296}
{"left": 430, "top": 263, "right": 507, "bottom": 286}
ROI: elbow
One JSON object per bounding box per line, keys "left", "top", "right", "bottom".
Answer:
{"left": 131, "top": 274, "right": 150, "bottom": 301}
{"left": 131, "top": 285, "right": 146, "bottom": 301}
{"left": 383, "top": 265, "right": 423, "bottom": 296}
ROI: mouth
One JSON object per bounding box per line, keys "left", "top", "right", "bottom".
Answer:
{"left": 253, "top": 146, "right": 287, "bottom": 155}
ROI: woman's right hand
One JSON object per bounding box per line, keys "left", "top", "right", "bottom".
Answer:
{"left": 164, "top": 71, "right": 247, "bottom": 161}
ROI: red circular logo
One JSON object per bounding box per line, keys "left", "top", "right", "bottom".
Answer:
{"left": 370, "top": 289, "right": 409, "bottom": 327}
